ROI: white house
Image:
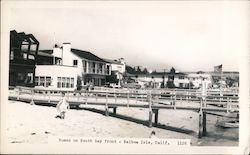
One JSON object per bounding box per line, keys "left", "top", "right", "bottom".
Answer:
{"left": 103, "top": 58, "right": 126, "bottom": 87}
{"left": 35, "top": 43, "right": 111, "bottom": 90}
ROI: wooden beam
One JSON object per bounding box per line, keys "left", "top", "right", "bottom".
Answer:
{"left": 202, "top": 112, "right": 207, "bottom": 136}
{"left": 198, "top": 110, "right": 203, "bottom": 138}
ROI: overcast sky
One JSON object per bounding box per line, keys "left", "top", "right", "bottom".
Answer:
{"left": 9, "top": 1, "right": 249, "bottom": 72}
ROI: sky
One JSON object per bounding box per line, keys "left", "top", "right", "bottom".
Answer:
{"left": 8, "top": 1, "right": 249, "bottom": 72}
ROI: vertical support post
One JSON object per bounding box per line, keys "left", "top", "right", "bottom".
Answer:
{"left": 48, "top": 90, "right": 51, "bottom": 103}
{"left": 148, "top": 91, "right": 153, "bottom": 128}
{"left": 115, "top": 93, "right": 117, "bottom": 104}
{"left": 198, "top": 110, "right": 203, "bottom": 138}
{"left": 154, "top": 109, "right": 159, "bottom": 126}
{"left": 226, "top": 97, "right": 229, "bottom": 113}
{"left": 202, "top": 112, "right": 207, "bottom": 136}
{"left": 135, "top": 94, "right": 138, "bottom": 103}
{"left": 105, "top": 92, "right": 109, "bottom": 116}
{"left": 174, "top": 94, "right": 176, "bottom": 110}
{"left": 113, "top": 107, "right": 117, "bottom": 114}
{"left": 127, "top": 91, "right": 130, "bottom": 107}
{"left": 85, "top": 91, "right": 88, "bottom": 105}
{"left": 30, "top": 89, "right": 34, "bottom": 105}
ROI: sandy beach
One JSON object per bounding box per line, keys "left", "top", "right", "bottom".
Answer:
{"left": 4, "top": 100, "right": 238, "bottom": 146}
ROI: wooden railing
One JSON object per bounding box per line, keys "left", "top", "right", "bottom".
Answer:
{"left": 8, "top": 86, "right": 239, "bottom": 138}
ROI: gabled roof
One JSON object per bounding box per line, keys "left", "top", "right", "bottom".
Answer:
{"left": 71, "top": 48, "right": 107, "bottom": 63}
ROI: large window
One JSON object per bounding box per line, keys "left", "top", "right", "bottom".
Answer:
{"left": 35, "top": 76, "right": 51, "bottom": 87}
{"left": 57, "top": 76, "right": 75, "bottom": 88}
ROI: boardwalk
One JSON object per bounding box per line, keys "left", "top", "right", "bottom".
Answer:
{"left": 8, "top": 86, "right": 239, "bottom": 138}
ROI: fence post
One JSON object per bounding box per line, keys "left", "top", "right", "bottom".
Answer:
{"left": 127, "top": 91, "right": 130, "bottom": 107}
{"left": 105, "top": 92, "right": 109, "bottom": 116}
{"left": 148, "top": 91, "right": 153, "bottom": 128}
{"left": 154, "top": 109, "right": 159, "bottom": 126}
{"left": 202, "top": 111, "right": 207, "bottom": 136}
{"left": 198, "top": 110, "right": 203, "bottom": 138}
{"left": 174, "top": 94, "right": 176, "bottom": 110}
{"left": 48, "top": 90, "right": 51, "bottom": 103}
{"left": 226, "top": 97, "right": 229, "bottom": 113}
{"left": 30, "top": 89, "right": 34, "bottom": 105}
{"left": 115, "top": 93, "right": 117, "bottom": 104}
{"left": 85, "top": 91, "right": 88, "bottom": 105}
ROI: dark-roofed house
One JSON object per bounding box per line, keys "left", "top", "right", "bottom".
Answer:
{"left": 35, "top": 43, "right": 111, "bottom": 90}
{"left": 9, "top": 30, "right": 39, "bottom": 87}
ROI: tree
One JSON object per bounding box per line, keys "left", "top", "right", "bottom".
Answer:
{"left": 170, "top": 67, "right": 176, "bottom": 74}
{"left": 142, "top": 68, "right": 149, "bottom": 74}
{"left": 76, "top": 75, "right": 82, "bottom": 90}
{"left": 106, "top": 71, "right": 119, "bottom": 84}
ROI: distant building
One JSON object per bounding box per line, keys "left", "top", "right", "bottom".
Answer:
{"left": 9, "top": 30, "right": 39, "bottom": 87}
{"left": 35, "top": 43, "right": 111, "bottom": 90}
{"left": 103, "top": 58, "right": 126, "bottom": 87}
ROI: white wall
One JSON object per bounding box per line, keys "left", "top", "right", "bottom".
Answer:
{"left": 35, "top": 65, "right": 79, "bottom": 90}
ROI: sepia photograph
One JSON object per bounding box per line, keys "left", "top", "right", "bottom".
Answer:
{"left": 1, "top": 0, "right": 249, "bottom": 154}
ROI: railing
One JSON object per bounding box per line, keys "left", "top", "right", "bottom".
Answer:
{"left": 9, "top": 86, "right": 239, "bottom": 112}
{"left": 8, "top": 86, "right": 239, "bottom": 138}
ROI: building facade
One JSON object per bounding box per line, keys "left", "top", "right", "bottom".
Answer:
{"left": 35, "top": 43, "right": 111, "bottom": 90}
{"left": 9, "top": 30, "right": 39, "bottom": 87}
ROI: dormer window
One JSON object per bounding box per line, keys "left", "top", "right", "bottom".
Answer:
{"left": 73, "top": 60, "right": 78, "bottom": 66}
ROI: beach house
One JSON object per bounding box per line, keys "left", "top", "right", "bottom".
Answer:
{"left": 35, "top": 43, "right": 111, "bottom": 91}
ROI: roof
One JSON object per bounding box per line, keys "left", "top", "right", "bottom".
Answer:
{"left": 103, "top": 58, "right": 122, "bottom": 65}
{"left": 71, "top": 48, "right": 107, "bottom": 63}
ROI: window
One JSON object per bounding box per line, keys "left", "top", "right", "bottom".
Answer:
{"left": 27, "top": 73, "right": 33, "bottom": 83}
{"left": 62, "top": 77, "right": 66, "bottom": 88}
{"left": 73, "top": 60, "right": 78, "bottom": 66}
{"left": 70, "top": 78, "right": 74, "bottom": 88}
{"left": 57, "top": 77, "right": 61, "bottom": 88}
{"left": 66, "top": 78, "right": 70, "bottom": 88}
{"left": 46, "top": 77, "right": 51, "bottom": 87}
{"left": 57, "top": 77, "right": 74, "bottom": 88}
{"left": 40, "top": 77, "right": 45, "bottom": 86}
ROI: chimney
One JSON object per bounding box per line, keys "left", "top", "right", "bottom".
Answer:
{"left": 62, "top": 42, "right": 71, "bottom": 65}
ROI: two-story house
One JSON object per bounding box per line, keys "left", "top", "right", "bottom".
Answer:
{"left": 35, "top": 43, "right": 111, "bottom": 91}
{"left": 9, "top": 30, "right": 39, "bottom": 87}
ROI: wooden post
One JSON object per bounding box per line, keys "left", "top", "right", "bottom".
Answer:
{"left": 226, "top": 97, "right": 229, "bottom": 113}
{"left": 127, "top": 92, "right": 130, "bottom": 107}
{"left": 198, "top": 110, "right": 203, "bottom": 138}
{"left": 154, "top": 109, "right": 159, "bottom": 125}
{"left": 148, "top": 91, "right": 153, "bottom": 128}
{"left": 95, "top": 93, "right": 97, "bottom": 102}
{"left": 105, "top": 92, "right": 109, "bottom": 116}
{"left": 85, "top": 91, "right": 88, "bottom": 105}
{"left": 115, "top": 93, "right": 117, "bottom": 104}
{"left": 174, "top": 95, "right": 176, "bottom": 110}
{"left": 48, "top": 90, "right": 51, "bottom": 103}
{"left": 202, "top": 112, "right": 207, "bottom": 136}
{"left": 113, "top": 107, "right": 117, "bottom": 114}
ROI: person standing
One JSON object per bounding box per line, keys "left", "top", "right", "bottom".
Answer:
{"left": 56, "top": 92, "right": 70, "bottom": 119}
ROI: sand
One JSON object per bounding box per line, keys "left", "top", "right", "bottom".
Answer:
{"left": 3, "top": 100, "right": 238, "bottom": 146}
